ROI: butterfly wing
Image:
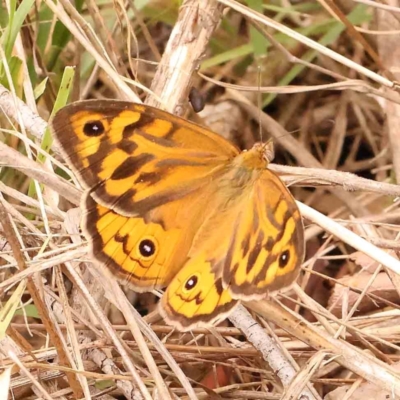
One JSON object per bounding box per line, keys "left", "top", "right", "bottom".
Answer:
{"left": 221, "top": 170, "right": 304, "bottom": 300}
{"left": 51, "top": 100, "right": 239, "bottom": 216}
{"left": 160, "top": 169, "right": 303, "bottom": 328}
{"left": 83, "top": 194, "right": 192, "bottom": 290}
{"left": 83, "top": 181, "right": 225, "bottom": 289}
{"left": 52, "top": 100, "right": 238, "bottom": 290}
{"left": 160, "top": 252, "right": 238, "bottom": 331}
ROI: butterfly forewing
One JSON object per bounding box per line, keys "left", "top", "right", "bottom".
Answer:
{"left": 51, "top": 100, "right": 239, "bottom": 217}
{"left": 221, "top": 170, "right": 304, "bottom": 299}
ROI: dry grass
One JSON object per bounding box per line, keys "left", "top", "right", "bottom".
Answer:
{"left": 1, "top": 0, "right": 400, "bottom": 399}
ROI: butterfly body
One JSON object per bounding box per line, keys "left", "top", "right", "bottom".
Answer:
{"left": 52, "top": 100, "right": 304, "bottom": 331}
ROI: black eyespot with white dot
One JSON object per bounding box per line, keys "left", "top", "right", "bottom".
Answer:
{"left": 184, "top": 275, "right": 198, "bottom": 291}
{"left": 83, "top": 120, "right": 105, "bottom": 137}
{"left": 138, "top": 239, "right": 156, "bottom": 258}
{"left": 279, "top": 250, "right": 290, "bottom": 268}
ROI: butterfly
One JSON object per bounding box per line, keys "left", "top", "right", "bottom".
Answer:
{"left": 51, "top": 100, "right": 305, "bottom": 331}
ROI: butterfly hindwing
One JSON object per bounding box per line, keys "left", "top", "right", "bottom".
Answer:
{"left": 160, "top": 252, "right": 238, "bottom": 331}
{"left": 84, "top": 194, "right": 187, "bottom": 290}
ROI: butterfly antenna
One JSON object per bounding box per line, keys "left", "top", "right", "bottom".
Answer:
{"left": 256, "top": 65, "right": 270, "bottom": 156}
{"left": 257, "top": 64, "right": 263, "bottom": 144}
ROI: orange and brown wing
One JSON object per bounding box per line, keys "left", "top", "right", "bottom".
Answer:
{"left": 221, "top": 171, "right": 304, "bottom": 300}
{"left": 51, "top": 100, "right": 238, "bottom": 217}
{"left": 83, "top": 193, "right": 193, "bottom": 289}
{"left": 159, "top": 169, "right": 304, "bottom": 328}
{"left": 160, "top": 251, "right": 238, "bottom": 331}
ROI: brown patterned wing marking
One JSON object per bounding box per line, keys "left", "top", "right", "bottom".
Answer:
{"left": 83, "top": 194, "right": 186, "bottom": 290}
{"left": 51, "top": 100, "right": 239, "bottom": 217}
{"left": 221, "top": 170, "right": 304, "bottom": 300}
{"left": 160, "top": 252, "right": 238, "bottom": 331}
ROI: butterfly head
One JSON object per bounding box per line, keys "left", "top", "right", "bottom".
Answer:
{"left": 238, "top": 141, "right": 275, "bottom": 171}
{"left": 261, "top": 140, "right": 275, "bottom": 163}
